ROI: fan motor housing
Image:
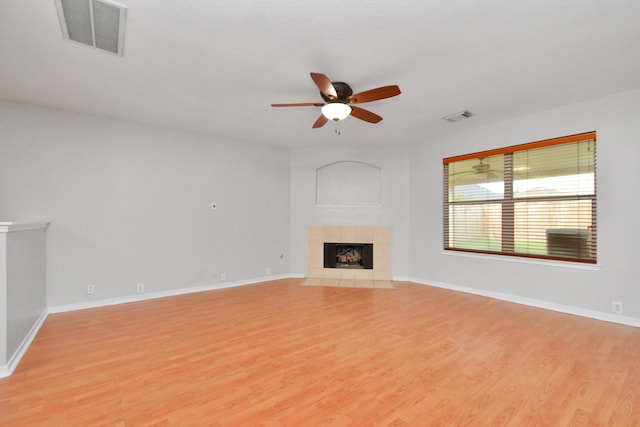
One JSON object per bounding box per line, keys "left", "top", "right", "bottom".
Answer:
{"left": 320, "top": 82, "right": 353, "bottom": 103}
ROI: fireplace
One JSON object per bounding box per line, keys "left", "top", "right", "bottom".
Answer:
{"left": 306, "top": 226, "right": 390, "bottom": 280}
{"left": 324, "top": 243, "right": 374, "bottom": 269}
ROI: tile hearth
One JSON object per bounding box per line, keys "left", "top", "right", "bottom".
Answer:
{"left": 302, "top": 278, "right": 394, "bottom": 289}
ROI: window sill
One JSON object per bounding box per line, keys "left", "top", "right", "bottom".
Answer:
{"left": 441, "top": 249, "right": 600, "bottom": 270}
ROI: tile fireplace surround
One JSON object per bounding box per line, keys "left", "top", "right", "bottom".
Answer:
{"left": 306, "top": 226, "right": 390, "bottom": 280}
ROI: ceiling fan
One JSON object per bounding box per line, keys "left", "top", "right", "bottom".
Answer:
{"left": 271, "top": 72, "right": 401, "bottom": 128}
{"left": 451, "top": 157, "right": 503, "bottom": 179}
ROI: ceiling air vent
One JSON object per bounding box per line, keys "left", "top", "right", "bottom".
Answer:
{"left": 442, "top": 110, "right": 473, "bottom": 123}
{"left": 55, "top": 0, "right": 127, "bottom": 56}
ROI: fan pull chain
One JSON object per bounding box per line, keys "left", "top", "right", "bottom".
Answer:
{"left": 334, "top": 124, "right": 341, "bottom": 136}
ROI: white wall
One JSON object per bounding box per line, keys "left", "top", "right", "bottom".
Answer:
{"left": 3, "top": 88, "right": 639, "bottom": 322}
{"left": 0, "top": 101, "right": 291, "bottom": 306}
{"left": 409, "top": 89, "right": 640, "bottom": 321}
{"left": 289, "top": 146, "right": 410, "bottom": 277}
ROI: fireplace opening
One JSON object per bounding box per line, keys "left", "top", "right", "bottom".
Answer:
{"left": 324, "top": 243, "right": 373, "bottom": 269}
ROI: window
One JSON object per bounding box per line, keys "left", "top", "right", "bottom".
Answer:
{"left": 443, "top": 132, "right": 596, "bottom": 263}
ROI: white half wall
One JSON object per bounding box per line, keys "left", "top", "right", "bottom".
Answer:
{"left": 409, "top": 88, "right": 640, "bottom": 321}
{"left": 0, "top": 100, "right": 291, "bottom": 306}
{"left": 290, "top": 146, "right": 410, "bottom": 277}
{"left": 1, "top": 223, "right": 48, "bottom": 368}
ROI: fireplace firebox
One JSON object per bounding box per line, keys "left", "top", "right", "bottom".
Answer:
{"left": 323, "top": 243, "right": 373, "bottom": 269}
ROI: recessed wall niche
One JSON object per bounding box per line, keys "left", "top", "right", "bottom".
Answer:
{"left": 316, "top": 161, "right": 382, "bottom": 207}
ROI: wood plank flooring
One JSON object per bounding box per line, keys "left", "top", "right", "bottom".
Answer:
{"left": 1, "top": 279, "right": 640, "bottom": 426}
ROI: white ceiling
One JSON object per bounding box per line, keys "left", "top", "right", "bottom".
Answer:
{"left": 2, "top": 0, "right": 640, "bottom": 147}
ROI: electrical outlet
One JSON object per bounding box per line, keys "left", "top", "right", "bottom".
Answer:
{"left": 266, "top": 267, "right": 272, "bottom": 276}
{"left": 137, "top": 283, "right": 144, "bottom": 293}
{"left": 220, "top": 272, "right": 226, "bottom": 281}
{"left": 612, "top": 301, "right": 623, "bottom": 314}
{"left": 86, "top": 284, "right": 95, "bottom": 295}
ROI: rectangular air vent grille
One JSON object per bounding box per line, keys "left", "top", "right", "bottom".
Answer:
{"left": 55, "top": 0, "right": 127, "bottom": 56}
{"left": 442, "top": 110, "right": 473, "bottom": 123}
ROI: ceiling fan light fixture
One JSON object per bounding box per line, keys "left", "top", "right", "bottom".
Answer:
{"left": 321, "top": 103, "right": 352, "bottom": 121}
{"left": 270, "top": 72, "right": 400, "bottom": 128}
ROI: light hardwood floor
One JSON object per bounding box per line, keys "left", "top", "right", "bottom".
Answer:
{"left": 1, "top": 279, "right": 639, "bottom": 426}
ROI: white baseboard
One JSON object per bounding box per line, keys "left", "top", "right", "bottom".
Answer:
{"left": 0, "top": 310, "right": 48, "bottom": 378}
{"left": 47, "top": 274, "right": 294, "bottom": 314}
{"left": 400, "top": 276, "right": 640, "bottom": 328}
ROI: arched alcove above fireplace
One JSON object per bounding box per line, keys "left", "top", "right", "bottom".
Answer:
{"left": 315, "top": 161, "right": 382, "bottom": 207}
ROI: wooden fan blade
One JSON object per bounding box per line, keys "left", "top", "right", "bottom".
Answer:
{"left": 348, "top": 85, "right": 401, "bottom": 104}
{"left": 271, "top": 102, "right": 325, "bottom": 107}
{"left": 312, "top": 114, "right": 329, "bottom": 128}
{"left": 350, "top": 106, "right": 383, "bottom": 124}
{"left": 310, "top": 72, "right": 337, "bottom": 100}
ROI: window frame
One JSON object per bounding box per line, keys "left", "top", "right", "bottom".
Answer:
{"left": 443, "top": 131, "right": 597, "bottom": 264}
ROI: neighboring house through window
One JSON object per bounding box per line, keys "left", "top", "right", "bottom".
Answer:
{"left": 443, "top": 132, "right": 597, "bottom": 263}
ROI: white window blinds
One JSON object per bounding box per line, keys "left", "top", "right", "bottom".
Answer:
{"left": 443, "top": 132, "right": 596, "bottom": 263}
